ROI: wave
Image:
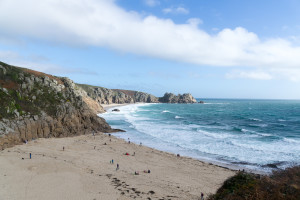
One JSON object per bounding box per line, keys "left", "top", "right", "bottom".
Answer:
{"left": 283, "top": 138, "right": 300, "bottom": 144}
{"left": 197, "top": 129, "right": 233, "bottom": 139}
{"left": 249, "top": 118, "right": 262, "bottom": 122}
{"left": 175, "top": 116, "right": 183, "bottom": 119}
{"left": 258, "top": 133, "right": 272, "bottom": 137}
{"left": 232, "top": 127, "right": 244, "bottom": 132}
{"left": 100, "top": 101, "right": 300, "bottom": 173}
{"left": 203, "top": 103, "right": 229, "bottom": 105}
{"left": 249, "top": 123, "right": 268, "bottom": 128}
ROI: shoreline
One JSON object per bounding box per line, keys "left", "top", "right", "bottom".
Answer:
{"left": 101, "top": 103, "right": 133, "bottom": 110}
{"left": 100, "top": 103, "right": 268, "bottom": 175}
{"left": 0, "top": 132, "right": 236, "bottom": 200}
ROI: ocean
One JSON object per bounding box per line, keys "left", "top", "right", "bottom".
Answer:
{"left": 99, "top": 99, "right": 300, "bottom": 173}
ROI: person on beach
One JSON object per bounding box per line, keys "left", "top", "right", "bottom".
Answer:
{"left": 63, "top": 146, "right": 64, "bottom": 151}
{"left": 116, "top": 164, "right": 119, "bottom": 170}
{"left": 29, "top": 153, "right": 31, "bottom": 159}
{"left": 133, "top": 152, "right": 135, "bottom": 156}
{"left": 112, "top": 159, "right": 114, "bottom": 164}
{"left": 201, "top": 192, "right": 204, "bottom": 200}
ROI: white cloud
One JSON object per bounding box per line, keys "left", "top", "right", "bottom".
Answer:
{"left": 187, "top": 18, "right": 203, "bottom": 27}
{"left": 226, "top": 70, "right": 273, "bottom": 80}
{"left": 163, "top": 6, "right": 189, "bottom": 14}
{"left": 0, "top": 0, "right": 300, "bottom": 81}
{"left": 270, "top": 68, "right": 300, "bottom": 82}
{"left": 144, "top": 0, "right": 160, "bottom": 7}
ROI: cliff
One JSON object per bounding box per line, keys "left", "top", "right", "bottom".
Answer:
{"left": 0, "top": 61, "right": 198, "bottom": 150}
{"left": 77, "top": 84, "right": 159, "bottom": 104}
{"left": 0, "top": 62, "right": 114, "bottom": 150}
{"left": 77, "top": 85, "right": 197, "bottom": 106}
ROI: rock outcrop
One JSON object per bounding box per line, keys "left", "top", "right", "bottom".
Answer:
{"left": 77, "top": 85, "right": 198, "bottom": 106}
{"left": 158, "top": 93, "right": 197, "bottom": 103}
{"left": 77, "top": 84, "right": 159, "bottom": 104}
{"left": 0, "top": 62, "right": 114, "bottom": 150}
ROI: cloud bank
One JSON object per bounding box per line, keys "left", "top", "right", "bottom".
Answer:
{"left": 163, "top": 6, "right": 189, "bottom": 15}
{"left": 0, "top": 0, "right": 300, "bottom": 80}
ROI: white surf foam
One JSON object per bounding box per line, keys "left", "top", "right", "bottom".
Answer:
{"left": 175, "top": 116, "right": 183, "bottom": 119}
{"left": 100, "top": 103, "right": 300, "bottom": 172}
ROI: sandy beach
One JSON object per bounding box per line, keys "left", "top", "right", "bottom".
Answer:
{"left": 0, "top": 132, "right": 236, "bottom": 200}
{"left": 101, "top": 103, "right": 133, "bottom": 110}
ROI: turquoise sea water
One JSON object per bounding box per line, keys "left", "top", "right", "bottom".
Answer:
{"left": 99, "top": 99, "right": 300, "bottom": 173}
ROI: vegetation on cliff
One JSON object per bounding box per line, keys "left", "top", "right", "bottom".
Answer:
{"left": 0, "top": 61, "right": 66, "bottom": 120}
{"left": 208, "top": 166, "right": 300, "bottom": 200}
{"left": 0, "top": 61, "right": 198, "bottom": 150}
{"left": 77, "top": 84, "right": 198, "bottom": 105}
{"left": 77, "top": 83, "right": 159, "bottom": 104}
{"left": 0, "top": 61, "right": 113, "bottom": 150}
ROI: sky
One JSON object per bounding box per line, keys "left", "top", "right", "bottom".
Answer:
{"left": 0, "top": 0, "right": 300, "bottom": 99}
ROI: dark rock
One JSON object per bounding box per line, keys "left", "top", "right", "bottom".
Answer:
{"left": 263, "top": 163, "right": 279, "bottom": 169}
{"left": 159, "top": 93, "right": 197, "bottom": 103}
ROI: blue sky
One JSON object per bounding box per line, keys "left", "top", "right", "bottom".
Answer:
{"left": 0, "top": 0, "right": 300, "bottom": 99}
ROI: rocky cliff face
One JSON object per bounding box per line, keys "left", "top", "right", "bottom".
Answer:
{"left": 0, "top": 62, "right": 113, "bottom": 150}
{"left": 0, "top": 61, "right": 199, "bottom": 149}
{"left": 158, "top": 93, "right": 197, "bottom": 103}
{"left": 77, "top": 85, "right": 198, "bottom": 105}
{"left": 77, "top": 84, "right": 159, "bottom": 104}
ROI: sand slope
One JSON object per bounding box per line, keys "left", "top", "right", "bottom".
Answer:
{"left": 0, "top": 133, "right": 236, "bottom": 200}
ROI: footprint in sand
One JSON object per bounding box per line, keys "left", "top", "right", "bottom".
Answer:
{"left": 28, "top": 166, "right": 37, "bottom": 171}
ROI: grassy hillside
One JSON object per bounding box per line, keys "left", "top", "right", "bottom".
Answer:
{"left": 0, "top": 61, "right": 67, "bottom": 120}
{"left": 208, "top": 166, "right": 300, "bottom": 200}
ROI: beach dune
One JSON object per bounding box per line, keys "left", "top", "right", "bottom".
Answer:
{"left": 0, "top": 133, "right": 236, "bottom": 200}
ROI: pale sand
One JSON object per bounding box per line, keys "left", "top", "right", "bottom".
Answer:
{"left": 0, "top": 133, "right": 236, "bottom": 200}
{"left": 101, "top": 103, "right": 133, "bottom": 110}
